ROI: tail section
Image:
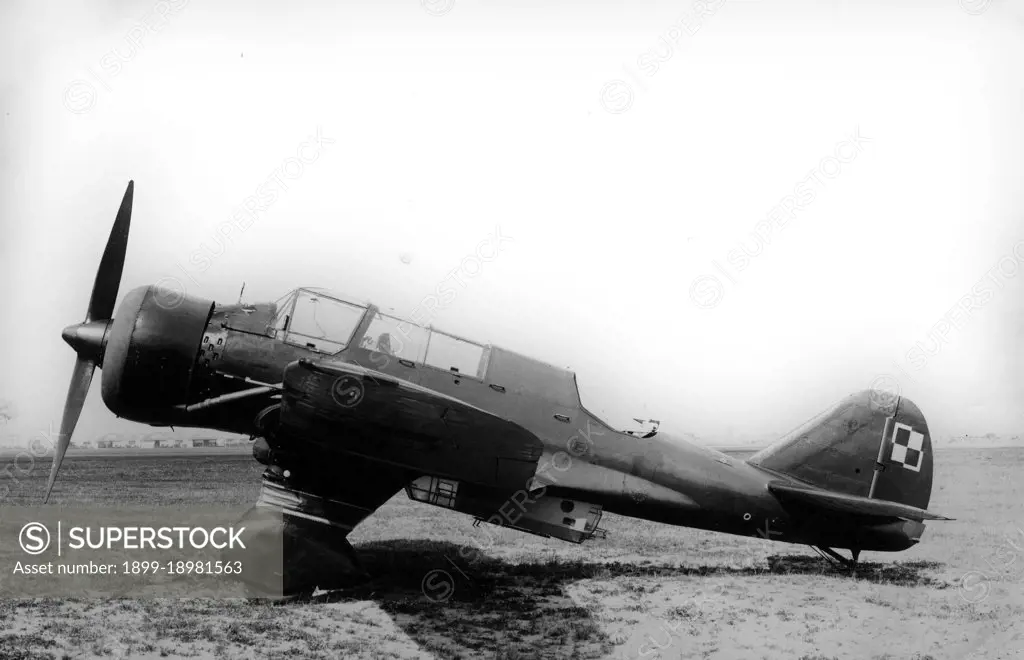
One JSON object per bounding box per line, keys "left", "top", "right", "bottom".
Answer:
{"left": 748, "top": 390, "right": 935, "bottom": 512}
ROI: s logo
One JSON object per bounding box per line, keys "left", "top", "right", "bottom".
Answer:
{"left": 330, "top": 375, "right": 364, "bottom": 408}
{"left": 19, "top": 522, "right": 51, "bottom": 555}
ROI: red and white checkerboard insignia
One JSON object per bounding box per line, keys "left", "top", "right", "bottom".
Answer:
{"left": 890, "top": 422, "right": 925, "bottom": 472}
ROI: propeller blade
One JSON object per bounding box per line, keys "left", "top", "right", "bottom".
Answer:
{"left": 44, "top": 357, "right": 96, "bottom": 503}
{"left": 85, "top": 180, "right": 133, "bottom": 323}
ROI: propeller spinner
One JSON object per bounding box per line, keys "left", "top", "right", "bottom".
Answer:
{"left": 47, "top": 180, "right": 134, "bottom": 502}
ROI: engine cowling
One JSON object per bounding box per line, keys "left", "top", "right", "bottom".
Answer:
{"left": 100, "top": 284, "right": 214, "bottom": 423}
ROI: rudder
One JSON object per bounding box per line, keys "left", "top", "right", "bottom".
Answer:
{"left": 870, "top": 395, "right": 933, "bottom": 510}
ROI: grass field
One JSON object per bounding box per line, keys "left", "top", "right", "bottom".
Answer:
{"left": 0, "top": 447, "right": 1022, "bottom": 659}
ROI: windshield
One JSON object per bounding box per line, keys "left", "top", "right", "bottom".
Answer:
{"left": 275, "top": 288, "right": 368, "bottom": 353}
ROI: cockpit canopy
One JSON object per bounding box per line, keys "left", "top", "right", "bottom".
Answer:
{"left": 267, "top": 287, "right": 632, "bottom": 432}
{"left": 270, "top": 288, "right": 489, "bottom": 378}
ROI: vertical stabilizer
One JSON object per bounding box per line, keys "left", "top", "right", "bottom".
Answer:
{"left": 748, "top": 390, "right": 933, "bottom": 511}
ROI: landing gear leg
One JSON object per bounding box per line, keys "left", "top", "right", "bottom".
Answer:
{"left": 228, "top": 505, "right": 368, "bottom": 601}
{"left": 812, "top": 546, "right": 859, "bottom": 569}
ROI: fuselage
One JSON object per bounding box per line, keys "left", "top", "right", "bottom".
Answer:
{"left": 105, "top": 288, "right": 920, "bottom": 553}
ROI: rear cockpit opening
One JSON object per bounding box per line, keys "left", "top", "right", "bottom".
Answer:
{"left": 624, "top": 418, "right": 661, "bottom": 439}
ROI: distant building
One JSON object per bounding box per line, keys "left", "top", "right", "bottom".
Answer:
{"left": 95, "top": 433, "right": 127, "bottom": 449}
{"left": 141, "top": 433, "right": 176, "bottom": 448}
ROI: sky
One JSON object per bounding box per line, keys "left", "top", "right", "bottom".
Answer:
{"left": 1, "top": 0, "right": 1023, "bottom": 449}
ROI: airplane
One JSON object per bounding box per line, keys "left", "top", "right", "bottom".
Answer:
{"left": 52, "top": 181, "right": 951, "bottom": 598}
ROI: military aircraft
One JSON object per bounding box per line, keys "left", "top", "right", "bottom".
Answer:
{"left": 52, "top": 181, "right": 951, "bottom": 597}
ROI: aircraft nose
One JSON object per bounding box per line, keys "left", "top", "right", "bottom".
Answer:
{"left": 62, "top": 319, "right": 110, "bottom": 364}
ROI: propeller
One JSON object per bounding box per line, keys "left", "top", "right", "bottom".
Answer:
{"left": 46, "top": 180, "right": 134, "bottom": 502}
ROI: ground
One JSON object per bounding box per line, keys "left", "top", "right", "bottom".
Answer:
{"left": 0, "top": 446, "right": 1021, "bottom": 659}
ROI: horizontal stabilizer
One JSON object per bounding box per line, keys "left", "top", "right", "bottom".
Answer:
{"left": 768, "top": 481, "right": 953, "bottom": 521}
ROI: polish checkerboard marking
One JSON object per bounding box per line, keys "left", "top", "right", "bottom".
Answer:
{"left": 890, "top": 422, "right": 925, "bottom": 472}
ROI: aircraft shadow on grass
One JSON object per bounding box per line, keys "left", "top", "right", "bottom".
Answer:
{"left": 300, "top": 539, "right": 947, "bottom": 657}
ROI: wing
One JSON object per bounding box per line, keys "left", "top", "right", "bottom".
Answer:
{"left": 768, "top": 481, "right": 953, "bottom": 521}
{"left": 276, "top": 358, "right": 545, "bottom": 491}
